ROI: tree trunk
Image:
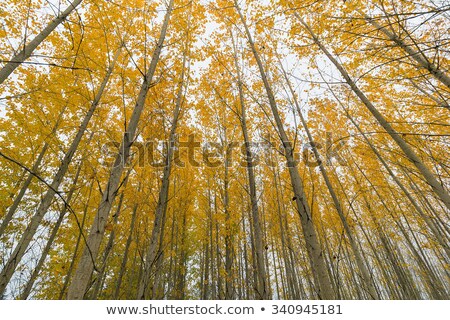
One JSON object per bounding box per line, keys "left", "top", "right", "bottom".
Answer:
{"left": 113, "top": 189, "right": 140, "bottom": 299}
{"left": 90, "top": 170, "right": 131, "bottom": 299}
{"left": 58, "top": 179, "right": 94, "bottom": 299}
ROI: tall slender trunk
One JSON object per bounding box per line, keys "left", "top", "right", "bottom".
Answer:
{"left": 202, "top": 194, "right": 211, "bottom": 299}
{"left": 269, "top": 230, "right": 281, "bottom": 299}
{"left": 113, "top": 185, "right": 140, "bottom": 299}
{"left": 247, "top": 206, "right": 258, "bottom": 299}
{"left": 260, "top": 203, "right": 272, "bottom": 298}
{"left": 201, "top": 240, "right": 209, "bottom": 299}
{"left": 151, "top": 203, "right": 169, "bottom": 299}
{"left": 241, "top": 212, "right": 251, "bottom": 299}
{"left": 58, "top": 179, "right": 94, "bottom": 299}
{"left": 223, "top": 131, "right": 234, "bottom": 300}
{"left": 215, "top": 196, "right": 223, "bottom": 299}
{"left": 173, "top": 209, "right": 188, "bottom": 299}
{"left": 90, "top": 170, "right": 131, "bottom": 299}
{"left": 207, "top": 182, "right": 216, "bottom": 299}
{"left": 166, "top": 206, "right": 177, "bottom": 297}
